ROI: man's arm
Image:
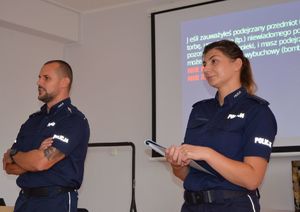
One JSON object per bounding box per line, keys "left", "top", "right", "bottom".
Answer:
{"left": 5, "top": 163, "right": 27, "bottom": 175}
{"left": 12, "top": 138, "right": 65, "bottom": 172}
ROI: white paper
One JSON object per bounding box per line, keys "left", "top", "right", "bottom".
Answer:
{"left": 144, "top": 139, "right": 216, "bottom": 176}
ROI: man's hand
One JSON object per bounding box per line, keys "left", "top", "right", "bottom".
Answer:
{"left": 5, "top": 163, "right": 27, "bottom": 175}
{"left": 3, "top": 149, "right": 27, "bottom": 175}
{"left": 2, "top": 149, "right": 13, "bottom": 170}
{"left": 39, "top": 137, "right": 53, "bottom": 151}
{"left": 39, "top": 137, "right": 64, "bottom": 162}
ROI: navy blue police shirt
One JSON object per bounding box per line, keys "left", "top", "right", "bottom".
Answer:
{"left": 183, "top": 87, "right": 277, "bottom": 192}
{"left": 12, "top": 98, "right": 90, "bottom": 189}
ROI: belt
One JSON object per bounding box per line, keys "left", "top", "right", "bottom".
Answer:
{"left": 184, "top": 189, "right": 257, "bottom": 204}
{"left": 21, "top": 186, "right": 75, "bottom": 197}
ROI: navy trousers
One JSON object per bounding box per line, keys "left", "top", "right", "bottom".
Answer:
{"left": 181, "top": 193, "right": 260, "bottom": 212}
{"left": 14, "top": 189, "right": 78, "bottom": 212}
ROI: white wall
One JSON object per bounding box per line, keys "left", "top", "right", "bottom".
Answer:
{"left": 260, "top": 154, "right": 296, "bottom": 211}
{"left": 0, "top": 0, "right": 297, "bottom": 211}
{"left": 0, "top": 26, "right": 66, "bottom": 205}
{"left": 0, "top": 0, "right": 77, "bottom": 206}
{"left": 64, "top": 1, "right": 186, "bottom": 211}
{"left": 0, "top": 0, "right": 79, "bottom": 42}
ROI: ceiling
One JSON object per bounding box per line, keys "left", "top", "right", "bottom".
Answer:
{"left": 41, "top": 0, "right": 156, "bottom": 13}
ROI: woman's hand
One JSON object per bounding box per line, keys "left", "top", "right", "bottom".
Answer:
{"left": 179, "top": 144, "right": 211, "bottom": 162}
{"left": 165, "top": 145, "right": 191, "bottom": 181}
{"left": 165, "top": 145, "right": 190, "bottom": 167}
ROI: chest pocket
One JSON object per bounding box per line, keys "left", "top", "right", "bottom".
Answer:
{"left": 213, "top": 116, "right": 246, "bottom": 154}
{"left": 41, "top": 124, "right": 56, "bottom": 138}
{"left": 187, "top": 117, "right": 209, "bottom": 129}
{"left": 17, "top": 119, "right": 57, "bottom": 150}
{"left": 16, "top": 123, "right": 41, "bottom": 151}
{"left": 214, "top": 116, "right": 245, "bottom": 133}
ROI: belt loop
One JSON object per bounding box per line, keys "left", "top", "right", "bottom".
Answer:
{"left": 191, "top": 192, "right": 198, "bottom": 204}
{"left": 207, "top": 190, "right": 212, "bottom": 203}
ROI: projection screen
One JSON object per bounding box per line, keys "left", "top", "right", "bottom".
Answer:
{"left": 151, "top": 0, "right": 300, "bottom": 156}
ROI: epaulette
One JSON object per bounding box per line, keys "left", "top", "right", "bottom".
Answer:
{"left": 192, "top": 98, "right": 215, "bottom": 107}
{"left": 59, "top": 106, "right": 74, "bottom": 118}
{"left": 247, "top": 95, "right": 269, "bottom": 105}
{"left": 67, "top": 106, "right": 73, "bottom": 114}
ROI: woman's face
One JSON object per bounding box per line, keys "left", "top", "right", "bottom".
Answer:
{"left": 202, "top": 48, "right": 242, "bottom": 90}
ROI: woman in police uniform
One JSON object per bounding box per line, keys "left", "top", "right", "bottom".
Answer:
{"left": 165, "top": 40, "right": 277, "bottom": 212}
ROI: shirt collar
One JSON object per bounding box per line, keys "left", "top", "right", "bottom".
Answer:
{"left": 215, "top": 87, "right": 247, "bottom": 107}
{"left": 41, "top": 98, "right": 71, "bottom": 115}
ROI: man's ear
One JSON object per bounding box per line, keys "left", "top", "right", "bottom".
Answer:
{"left": 61, "top": 77, "right": 70, "bottom": 89}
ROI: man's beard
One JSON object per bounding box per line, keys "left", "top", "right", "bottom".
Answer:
{"left": 38, "top": 87, "right": 54, "bottom": 103}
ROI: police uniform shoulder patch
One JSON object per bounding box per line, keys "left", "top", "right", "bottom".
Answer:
{"left": 247, "top": 95, "right": 269, "bottom": 105}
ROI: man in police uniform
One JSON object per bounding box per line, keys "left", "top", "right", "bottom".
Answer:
{"left": 2, "top": 60, "right": 90, "bottom": 212}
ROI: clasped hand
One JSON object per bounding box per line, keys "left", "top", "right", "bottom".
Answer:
{"left": 165, "top": 144, "right": 209, "bottom": 167}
